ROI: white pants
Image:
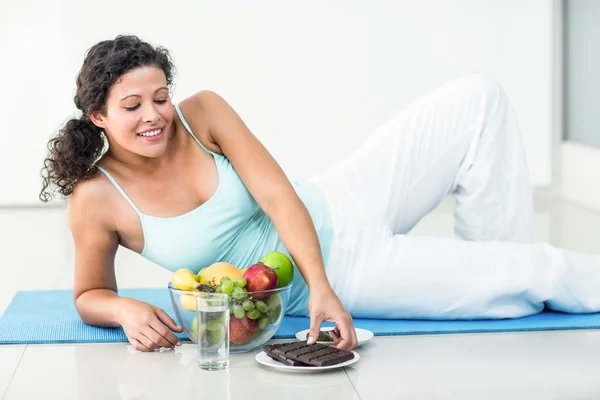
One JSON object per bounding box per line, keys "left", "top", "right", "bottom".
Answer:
{"left": 312, "top": 74, "right": 600, "bottom": 320}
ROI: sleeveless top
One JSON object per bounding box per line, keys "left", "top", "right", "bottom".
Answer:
{"left": 96, "top": 103, "right": 333, "bottom": 316}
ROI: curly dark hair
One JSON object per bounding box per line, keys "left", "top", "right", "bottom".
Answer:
{"left": 39, "top": 34, "right": 176, "bottom": 202}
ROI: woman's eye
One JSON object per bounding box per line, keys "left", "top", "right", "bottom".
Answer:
{"left": 124, "top": 99, "right": 168, "bottom": 111}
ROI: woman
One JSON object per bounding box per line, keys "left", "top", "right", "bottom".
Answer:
{"left": 41, "top": 35, "right": 600, "bottom": 352}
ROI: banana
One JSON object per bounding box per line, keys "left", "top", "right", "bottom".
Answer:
{"left": 171, "top": 268, "right": 201, "bottom": 291}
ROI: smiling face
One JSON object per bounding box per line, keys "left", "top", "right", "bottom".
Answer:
{"left": 91, "top": 66, "right": 175, "bottom": 159}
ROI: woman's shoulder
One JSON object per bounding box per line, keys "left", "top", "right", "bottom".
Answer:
{"left": 176, "top": 90, "right": 226, "bottom": 155}
{"left": 177, "top": 90, "right": 222, "bottom": 123}
{"left": 67, "top": 167, "right": 122, "bottom": 251}
{"left": 180, "top": 89, "right": 223, "bottom": 108}
{"left": 68, "top": 167, "right": 117, "bottom": 224}
{"left": 71, "top": 166, "right": 112, "bottom": 198}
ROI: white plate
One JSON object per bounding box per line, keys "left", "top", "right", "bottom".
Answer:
{"left": 295, "top": 327, "right": 374, "bottom": 346}
{"left": 255, "top": 350, "right": 360, "bottom": 372}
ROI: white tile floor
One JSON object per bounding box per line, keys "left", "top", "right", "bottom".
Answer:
{"left": 1, "top": 191, "right": 600, "bottom": 399}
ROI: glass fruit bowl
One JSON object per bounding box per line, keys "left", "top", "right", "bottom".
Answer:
{"left": 168, "top": 282, "right": 291, "bottom": 353}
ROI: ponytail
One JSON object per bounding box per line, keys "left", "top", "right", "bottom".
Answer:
{"left": 39, "top": 117, "right": 105, "bottom": 202}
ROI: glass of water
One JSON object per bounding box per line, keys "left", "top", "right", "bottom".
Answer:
{"left": 196, "top": 293, "right": 230, "bottom": 370}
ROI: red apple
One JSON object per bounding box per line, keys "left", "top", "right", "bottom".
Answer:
{"left": 229, "top": 316, "right": 258, "bottom": 344}
{"left": 243, "top": 263, "right": 278, "bottom": 299}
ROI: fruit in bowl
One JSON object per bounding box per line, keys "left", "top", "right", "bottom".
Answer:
{"left": 167, "top": 255, "right": 293, "bottom": 353}
{"left": 259, "top": 251, "right": 295, "bottom": 288}
{"left": 243, "top": 263, "right": 278, "bottom": 299}
{"left": 197, "top": 262, "right": 243, "bottom": 285}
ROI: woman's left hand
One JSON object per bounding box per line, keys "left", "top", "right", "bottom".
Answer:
{"left": 307, "top": 284, "right": 358, "bottom": 350}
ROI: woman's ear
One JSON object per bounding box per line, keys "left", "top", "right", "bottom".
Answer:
{"left": 89, "top": 112, "right": 106, "bottom": 129}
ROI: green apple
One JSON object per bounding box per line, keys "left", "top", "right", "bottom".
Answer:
{"left": 259, "top": 251, "right": 294, "bottom": 288}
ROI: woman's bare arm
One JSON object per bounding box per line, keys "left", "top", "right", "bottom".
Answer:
{"left": 68, "top": 177, "right": 183, "bottom": 351}
{"left": 69, "top": 178, "right": 122, "bottom": 327}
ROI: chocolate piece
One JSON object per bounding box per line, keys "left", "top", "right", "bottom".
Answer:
{"left": 264, "top": 345, "right": 311, "bottom": 366}
{"left": 305, "top": 331, "right": 334, "bottom": 342}
{"left": 264, "top": 341, "right": 354, "bottom": 367}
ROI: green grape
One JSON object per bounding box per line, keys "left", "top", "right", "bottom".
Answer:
{"left": 220, "top": 276, "right": 232, "bottom": 285}
{"left": 242, "top": 300, "right": 255, "bottom": 311}
{"left": 214, "top": 285, "right": 222, "bottom": 293}
{"left": 207, "top": 329, "right": 225, "bottom": 345}
{"left": 233, "top": 305, "right": 245, "bottom": 319}
{"left": 232, "top": 286, "right": 248, "bottom": 300}
{"left": 266, "top": 294, "right": 282, "bottom": 319}
{"left": 266, "top": 293, "right": 282, "bottom": 309}
{"left": 247, "top": 309, "right": 262, "bottom": 320}
{"left": 221, "top": 280, "right": 234, "bottom": 294}
{"left": 206, "top": 320, "right": 223, "bottom": 332}
{"left": 266, "top": 310, "right": 278, "bottom": 324}
{"left": 234, "top": 277, "right": 247, "bottom": 288}
{"left": 255, "top": 300, "right": 268, "bottom": 313}
{"left": 258, "top": 316, "right": 269, "bottom": 330}
{"left": 215, "top": 312, "right": 228, "bottom": 325}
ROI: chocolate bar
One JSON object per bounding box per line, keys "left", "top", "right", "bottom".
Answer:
{"left": 264, "top": 341, "right": 354, "bottom": 367}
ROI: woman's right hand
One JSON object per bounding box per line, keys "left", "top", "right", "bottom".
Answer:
{"left": 115, "top": 298, "right": 183, "bottom": 352}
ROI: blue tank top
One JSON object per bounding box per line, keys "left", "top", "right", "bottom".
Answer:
{"left": 96, "top": 104, "right": 333, "bottom": 316}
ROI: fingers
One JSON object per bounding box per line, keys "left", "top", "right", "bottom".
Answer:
{"left": 127, "top": 308, "right": 183, "bottom": 352}
{"left": 329, "top": 328, "right": 341, "bottom": 343}
{"left": 333, "top": 317, "right": 358, "bottom": 351}
{"left": 130, "top": 327, "right": 177, "bottom": 352}
{"left": 130, "top": 338, "right": 151, "bottom": 352}
{"left": 135, "top": 334, "right": 157, "bottom": 351}
{"left": 154, "top": 307, "right": 183, "bottom": 333}
{"left": 142, "top": 326, "right": 177, "bottom": 349}
{"left": 149, "top": 319, "right": 181, "bottom": 348}
{"left": 307, "top": 315, "right": 324, "bottom": 345}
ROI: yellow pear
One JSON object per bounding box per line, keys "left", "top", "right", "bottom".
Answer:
{"left": 180, "top": 294, "right": 197, "bottom": 311}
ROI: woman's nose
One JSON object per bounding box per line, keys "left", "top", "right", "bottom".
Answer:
{"left": 142, "top": 103, "right": 160, "bottom": 123}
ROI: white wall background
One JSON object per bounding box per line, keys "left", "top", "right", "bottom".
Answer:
{"left": 0, "top": 0, "right": 554, "bottom": 206}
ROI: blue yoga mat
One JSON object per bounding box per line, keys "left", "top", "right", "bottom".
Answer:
{"left": 1, "top": 288, "right": 599, "bottom": 344}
